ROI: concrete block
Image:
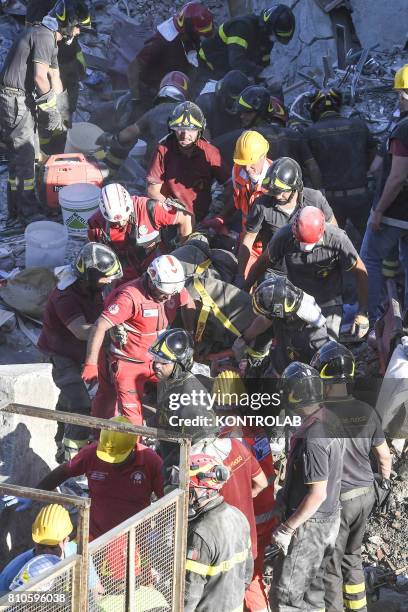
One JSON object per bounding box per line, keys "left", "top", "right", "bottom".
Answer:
{"left": 0, "top": 363, "right": 60, "bottom": 570}
{"left": 350, "top": 0, "right": 407, "bottom": 51}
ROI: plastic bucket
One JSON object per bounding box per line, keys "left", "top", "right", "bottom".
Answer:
{"left": 64, "top": 122, "right": 104, "bottom": 155}
{"left": 25, "top": 221, "right": 68, "bottom": 269}
{"left": 59, "top": 183, "right": 101, "bottom": 235}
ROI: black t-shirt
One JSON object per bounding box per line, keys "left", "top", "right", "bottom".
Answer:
{"left": 257, "top": 124, "right": 314, "bottom": 171}
{"left": 267, "top": 223, "right": 358, "bottom": 307}
{"left": 325, "top": 395, "right": 385, "bottom": 493}
{"left": 284, "top": 407, "right": 344, "bottom": 517}
{"left": 195, "top": 92, "right": 241, "bottom": 139}
{"left": 304, "top": 113, "right": 376, "bottom": 190}
{"left": 1, "top": 24, "right": 58, "bottom": 92}
{"left": 246, "top": 187, "right": 334, "bottom": 251}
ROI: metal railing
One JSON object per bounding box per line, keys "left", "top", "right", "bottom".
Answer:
{"left": 0, "top": 401, "right": 190, "bottom": 611}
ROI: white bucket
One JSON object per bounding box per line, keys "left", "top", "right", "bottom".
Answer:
{"left": 25, "top": 221, "right": 68, "bottom": 269}
{"left": 64, "top": 122, "right": 104, "bottom": 155}
{"left": 129, "top": 139, "right": 147, "bottom": 160}
{"left": 59, "top": 183, "right": 101, "bottom": 235}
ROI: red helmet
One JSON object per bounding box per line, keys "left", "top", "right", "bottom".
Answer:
{"left": 267, "top": 96, "right": 288, "bottom": 126}
{"left": 174, "top": 2, "right": 214, "bottom": 38}
{"left": 292, "top": 206, "right": 325, "bottom": 250}
{"left": 189, "top": 454, "right": 229, "bottom": 491}
{"left": 158, "top": 71, "right": 191, "bottom": 102}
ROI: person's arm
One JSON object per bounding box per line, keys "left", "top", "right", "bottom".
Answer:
{"left": 48, "top": 66, "right": 63, "bottom": 94}
{"left": 252, "top": 469, "right": 268, "bottom": 498}
{"left": 36, "top": 465, "right": 69, "bottom": 491}
{"left": 33, "top": 62, "right": 51, "bottom": 94}
{"left": 244, "top": 249, "right": 270, "bottom": 291}
{"left": 181, "top": 293, "right": 197, "bottom": 337}
{"left": 152, "top": 456, "right": 165, "bottom": 499}
{"left": 176, "top": 211, "right": 193, "bottom": 240}
{"left": 352, "top": 256, "right": 369, "bottom": 313}
{"left": 372, "top": 441, "right": 392, "bottom": 480}
{"left": 369, "top": 153, "right": 383, "bottom": 174}
{"left": 84, "top": 317, "right": 114, "bottom": 367}
{"left": 284, "top": 481, "right": 327, "bottom": 530}
{"left": 237, "top": 231, "right": 257, "bottom": 278}
{"left": 147, "top": 182, "right": 166, "bottom": 202}
{"left": 243, "top": 315, "right": 273, "bottom": 344}
{"left": 185, "top": 534, "right": 210, "bottom": 612}
{"left": 67, "top": 315, "right": 94, "bottom": 341}
{"left": 118, "top": 122, "right": 141, "bottom": 146}
{"left": 127, "top": 57, "right": 142, "bottom": 100}
{"left": 371, "top": 154, "right": 408, "bottom": 230}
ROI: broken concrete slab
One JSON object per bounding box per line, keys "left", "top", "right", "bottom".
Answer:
{"left": 350, "top": 0, "right": 408, "bottom": 51}
{"left": 0, "top": 363, "right": 59, "bottom": 569}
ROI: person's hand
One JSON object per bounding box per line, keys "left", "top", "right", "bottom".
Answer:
{"left": 81, "top": 363, "right": 99, "bottom": 384}
{"left": 96, "top": 131, "right": 115, "bottom": 148}
{"left": 370, "top": 210, "right": 383, "bottom": 231}
{"left": 350, "top": 312, "right": 369, "bottom": 339}
{"left": 271, "top": 523, "right": 295, "bottom": 556}
{"left": 198, "top": 217, "right": 225, "bottom": 232}
{"left": 0, "top": 496, "right": 33, "bottom": 512}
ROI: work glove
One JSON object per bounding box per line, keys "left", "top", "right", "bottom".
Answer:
{"left": 96, "top": 131, "right": 116, "bottom": 149}
{"left": 56, "top": 90, "right": 72, "bottom": 129}
{"left": 35, "top": 90, "right": 64, "bottom": 132}
{"left": 110, "top": 324, "right": 128, "bottom": 347}
{"left": 271, "top": 522, "right": 295, "bottom": 556}
{"left": 374, "top": 475, "right": 395, "bottom": 513}
{"left": 0, "top": 495, "right": 33, "bottom": 512}
{"left": 350, "top": 312, "right": 369, "bottom": 340}
{"left": 232, "top": 336, "right": 247, "bottom": 361}
{"left": 81, "top": 363, "right": 99, "bottom": 384}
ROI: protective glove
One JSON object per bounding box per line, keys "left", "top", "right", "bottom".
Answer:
{"left": 232, "top": 336, "right": 247, "bottom": 361}
{"left": 0, "top": 495, "right": 33, "bottom": 512}
{"left": 81, "top": 363, "right": 99, "bottom": 384}
{"left": 35, "top": 90, "right": 64, "bottom": 132}
{"left": 96, "top": 131, "right": 116, "bottom": 149}
{"left": 56, "top": 90, "right": 72, "bottom": 129}
{"left": 271, "top": 522, "right": 295, "bottom": 556}
{"left": 374, "top": 475, "right": 395, "bottom": 513}
{"left": 350, "top": 312, "right": 369, "bottom": 340}
{"left": 110, "top": 324, "right": 128, "bottom": 347}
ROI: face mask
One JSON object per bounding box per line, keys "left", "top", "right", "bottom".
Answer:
{"left": 299, "top": 242, "right": 316, "bottom": 252}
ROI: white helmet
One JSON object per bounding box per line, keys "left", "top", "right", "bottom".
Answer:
{"left": 147, "top": 255, "right": 185, "bottom": 295}
{"left": 99, "top": 183, "right": 132, "bottom": 223}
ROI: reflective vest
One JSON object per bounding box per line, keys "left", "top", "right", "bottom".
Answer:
{"left": 232, "top": 159, "right": 272, "bottom": 256}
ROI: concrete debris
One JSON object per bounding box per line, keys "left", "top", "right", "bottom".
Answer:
{"left": 349, "top": 0, "right": 408, "bottom": 51}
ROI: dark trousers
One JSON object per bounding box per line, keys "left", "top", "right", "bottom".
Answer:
{"left": 327, "top": 191, "right": 371, "bottom": 241}
{"left": 270, "top": 511, "right": 340, "bottom": 611}
{"left": 324, "top": 488, "right": 375, "bottom": 612}
{"left": 0, "top": 88, "right": 39, "bottom": 218}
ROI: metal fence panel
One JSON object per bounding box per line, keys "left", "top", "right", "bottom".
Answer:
{"left": 88, "top": 532, "right": 129, "bottom": 612}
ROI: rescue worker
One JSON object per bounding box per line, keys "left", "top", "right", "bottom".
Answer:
{"left": 310, "top": 341, "right": 392, "bottom": 612}
{"left": 245, "top": 205, "right": 369, "bottom": 340}
{"left": 148, "top": 328, "right": 216, "bottom": 480}
{"left": 361, "top": 64, "right": 408, "bottom": 326}
{"left": 171, "top": 235, "right": 271, "bottom": 360}
{"left": 87, "top": 182, "right": 193, "bottom": 282}
{"left": 82, "top": 254, "right": 196, "bottom": 425}
{"left": 96, "top": 71, "right": 191, "bottom": 172}
{"left": 236, "top": 157, "right": 335, "bottom": 283}
{"left": 0, "top": 0, "right": 76, "bottom": 224}
{"left": 304, "top": 88, "right": 378, "bottom": 240}
{"left": 0, "top": 505, "right": 75, "bottom": 593}
{"left": 37, "top": 417, "right": 164, "bottom": 541}
{"left": 191, "top": 424, "right": 267, "bottom": 612}
{"left": 37, "top": 242, "right": 123, "bottom": 462}
{"left": 213, "top": 370, "right": 276, "bottom": 612}
{"left": 195, "top": 69, "right": 250, "bottom": 138}
{"left": 270, "top": 362, "right": 343, "bottom": 612}
{"left": 185, "top": 453, "right": 253, "bottom": 612}
{"left": 233, "top": 274, "right": 330, "bottom": 375}
{"left": 128, "top": 2, "right": 214, "bottom": 105}
{"left": 198, "top": 5, "right": 295, "bottom": 80}
{"left": 146, "top": 101, "right": 231, "bottom": 223}
{"left": 25, "top": 0, "right": 91, "bottom": 153}
{"left": 214, "top": 91, "right": 319, "bottom": 182}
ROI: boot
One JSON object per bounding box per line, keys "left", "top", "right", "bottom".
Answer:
{"left": 19, "top": 187, "right": 45, "bottom": 225}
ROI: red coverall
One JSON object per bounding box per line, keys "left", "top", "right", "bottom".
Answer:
{"left": 91, "top": 275, "right": 189, "bottom": 425}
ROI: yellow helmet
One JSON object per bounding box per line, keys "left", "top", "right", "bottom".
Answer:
{"left": 96, "top": 416, "right": 138, "bottom": 464}
{"left": 212, "top": 370, "right": 246, "bottom": 406}
{"left": 233, "top": 130, "right": 269, "bottom": 165}
{"left": 394, "top": 64, "right": 408, "bottom": 90}
{"left": 32, "top": 504, "right": 73, "bottom": 545}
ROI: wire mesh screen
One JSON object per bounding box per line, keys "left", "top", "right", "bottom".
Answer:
{"left": 131, "top": 498, "right": 178, "bottom": 611}
{"left": 88, "top": 532, "right": 129, "bottom": 612}
{"left": 0, "top": 562, "right": 74, "bottom": 612}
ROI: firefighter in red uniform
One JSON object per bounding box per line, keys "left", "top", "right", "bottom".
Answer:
{"left": 88, "top": 183, "right": 192, "bottom": 282}
{"left": 82, "top": 254, "right": 196, "bottom": 425}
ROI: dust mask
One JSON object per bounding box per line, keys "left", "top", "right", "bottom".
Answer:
{"left": 299, "top": 242, "right": 316, "bottom": 252}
